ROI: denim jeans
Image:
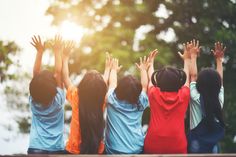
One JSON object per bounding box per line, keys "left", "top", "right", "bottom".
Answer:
{"left": 27, "top": 148, "right": 70, "bottom": 154}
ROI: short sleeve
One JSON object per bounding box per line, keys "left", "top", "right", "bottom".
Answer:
{"left": 66, "top": 86, "right": 79, "bottom": 109}
{"left": 219, "top": 86, "right": 224, "bottom": 108}
{"left": 190, "top": 82, "right": 200, "bottom": 102}
{"left": 138, "top": 91, "right": 149, "bottom": 110}
{"left": 54, "top": 87, "right": 66, "bottom": 107}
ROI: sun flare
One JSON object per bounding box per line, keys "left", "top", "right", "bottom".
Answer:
{"left": 59, "top": 20, "right": 86, "bottom": 42}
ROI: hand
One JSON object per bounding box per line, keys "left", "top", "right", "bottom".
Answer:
{"left": 189, "top": 39, "right": 200, "bottom": 57}
{"left": 52, "top": 35, "right": 63, "bottom": 52}
{"left": 178, "top": 42, "right": 191, "bottom": 60}
{"left": 63, "top": 40, "right": 75, "bottom": 57}
{"left": 148, "top": 49, "right": 159, "bottom": 64}
{"left": 211, "top": 42, "right": 226, "bottom": 60}
{"left": 111, "top": 58, "right": 122, "bottom": 72}
{"left": 136, "top": 56, "right": 150, "bottom": 71}
{"left": 105, "top": 52, "right": 113, "bottom": 69}
{"left": 30, "top": 35, "right": 45, "bottom": 53}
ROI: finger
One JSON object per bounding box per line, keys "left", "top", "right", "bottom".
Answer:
{"left": 178, "top": 51, "right": 183, "bottom": 59}
{"left": 31, "top": 37, "right": 36, "bottom": 44}
{"left": 135, "top": 63, "right": 140, "bottom": 69}
{"left": 193, "top": 39, "right": 195, "bottom": 47}
{"left": 38, "top": 35, "right": 41, "bottom": 44}
{"left": 183, "top": 43, "right": 186, "bottom": 51}
{"left": 223, "top": 46, "right": 226, "bottom": 52}
{"left": 30, "top": 42, "right": 36, "bottom": 47}
{"left": 211, "top": 49, "right": 216, "bottom": 55}
{"left": 220, "top": 43, "right": 223, "bottom": 49}
{"left": 196, "top": 40, "right": 199, "bottom": 48}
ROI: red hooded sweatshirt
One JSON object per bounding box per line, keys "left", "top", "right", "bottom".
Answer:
{"left": 144, "top": 86, "right": 190, "bottom": 154}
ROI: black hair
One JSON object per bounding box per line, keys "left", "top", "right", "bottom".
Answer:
{"left": 78, "top": 70, "right": 107, "bottom": 154}
{"left": 151, "top": 66, "right": 186, "bottom": 92}
{"left": 29, "top": 70, "right": 57, "bottom": 106}
{"left": 196, "top": 68, "right": 225, "bottom": 129}
{"left": 115, "top": 75, "right": 142, "bottom": 104}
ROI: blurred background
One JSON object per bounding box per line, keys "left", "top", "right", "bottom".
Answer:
{"left": 0, "top": 0, "right": 236, "bottom": 154}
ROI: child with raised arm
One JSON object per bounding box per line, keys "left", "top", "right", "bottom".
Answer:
{"left": 188, "top": 41, "right": 225, "bottom": 153}
{"left": 104, "top": 56, "right": 149, "bottom": 154}
{"left": 62, "top": 41, "right": 107, "bottom": 154}
{"left": 28, "top": 35, "right": 66, "bottom": 154}
{"left": 144, "top": 45, "right": 191, "bottom": 154}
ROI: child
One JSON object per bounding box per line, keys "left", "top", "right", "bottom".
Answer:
{"left": 144, "top": 46, "right": 191, "bottom": 154}
{"left": 28, "top": 35, "right": 66, "bottom": 154}
{"left": 104, "top": 55, "right": 149, "bottom": 154}
{"left": 188, "top": 40, "right": 225, "bottom": 153}
{"left": 62, "top": 41, "right": 107, "bottom": 154}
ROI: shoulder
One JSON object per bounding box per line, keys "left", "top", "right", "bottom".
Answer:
{"left": 66, "top": 86, "right": 79, "bottom": 108}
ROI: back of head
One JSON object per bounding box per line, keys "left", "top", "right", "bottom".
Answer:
{"left": 196, "top": 68, "right": 224, "bottom": 128}
{"left": 78, "top": 70, "right": 107, "bottom": 154}
{"left": 115, "top": 75, "right": 142, "bottom": 104}
{"left": 151, "top": 67, "right": 186, "bottom": 92}
{"left": 29, "top": 70, "right": 57, "bottom": 106}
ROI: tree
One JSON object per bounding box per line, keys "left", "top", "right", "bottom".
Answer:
{"left": 0, "top": 41, "right": 20, "bottom": 82}
{"left": 46, "top": 0, "right": 236, "bottom": 152}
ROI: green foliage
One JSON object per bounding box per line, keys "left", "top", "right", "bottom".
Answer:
{"left": 46, "top": 0, "right": 236, "bottom": 152}
{"left": 0, "top": 41, "right": 20, "bottom": 82}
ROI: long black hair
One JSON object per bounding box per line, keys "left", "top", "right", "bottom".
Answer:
{"left": 151, "top": 67, "right": 186, "bottom": 92}
{"left": 196, "top": 68, "right": 225, "bottom": 129}
{"left": 78, "top": 70, "right": 107, "bottom": 154}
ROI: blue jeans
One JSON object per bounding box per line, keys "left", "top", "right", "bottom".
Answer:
{"left": 27, "top": 148, "right": 69, "bottom": 154}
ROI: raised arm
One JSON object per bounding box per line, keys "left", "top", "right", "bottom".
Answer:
{"left": 211, "top": 41, "right": 226, "bottom": 83}
{"left": 62, "top": 41, "right": 75, "bottom": 90}
{"left": 103, "top": 52, "right": 112, "bottom": 85}
{"left": 189, "top": 39, "right": 200, "bottom": 82}
{"left": 147, "top": 49, "right": 159, "bottom": 88}
{"left": 136, "top": 56, "right": 150, "bottom": 93}
{"left": 30, "top": 35, "right": 45, "bottom": 77}
{"left": 178, "top": 42, "right": 191, "bottom": 87}
{"left": 52, "top": 35, "right": 63, "bottom": 88}
{"left": 108, "top": 58, "right": 122, "bottom": 89}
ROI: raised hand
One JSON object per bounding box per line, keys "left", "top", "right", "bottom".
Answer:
{"left": 30, "top": 35, "right": 45, "bottom": 53}
{"left": 52, "top": 35, "right": 63, "bottom": 52}
{"left": 63, "top": 40, "right": 75, "bottom": 57}
{"left": 178, "top": 42, "right": 191, "bottom": 60}
{"left": 105, "top": 52, "right": 113, "bottom": 69}
{"left": 211, "top": 42, "right": 226, "bottom": 60}
{"left": 111, "top": 58, "right": 122, "bottom": 72}
{"left": 136, "top": 56, "right": 150, "bottom": 71}
{"left": 189, "top": 39, "right": 200, "bottom": 57}
{"left": 148, "top": 49, "right": 159, "bottom": 64}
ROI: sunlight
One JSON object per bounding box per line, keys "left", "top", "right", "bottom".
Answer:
{"left": 59, "top": 20, "right": 86, "bottom": 42}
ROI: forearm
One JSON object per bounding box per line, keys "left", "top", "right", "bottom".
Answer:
{"left": 140, "top": 69, "right": 148, "bottom": 93}
{"left": 184, "top": 59, "right": 190, "bottom": 87}
{"left": 216, "top": 59, "right": 223, "bottom": 82}
{"left": 62, "top": 57, "right": 73, "bottom": 90}
{"left": 190, "top": 56, "right": 198, "bottom": 82}
{"left": 103, "top": 68, "right": 110, "bottom": 85}
{"left": 33, "top": 52, "right": 43, "bottom": 76}
{"left": 148, "top": 63, "right": 154, "bottom": 88}
{"left": 54, "top": 50, "right": 63, "bottom": 87}
{"left": 108, "top": 69, "right": 117, "bottom": 89}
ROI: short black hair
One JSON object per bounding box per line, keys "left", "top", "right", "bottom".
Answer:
{"left": 29, "top": 70, "right": 57, "bottom": 106}
{"left": 115, "top": 75, "right": 142, "bottom": 104}
{"left": 151, "top": 67, "right": 186, "bottom": 92}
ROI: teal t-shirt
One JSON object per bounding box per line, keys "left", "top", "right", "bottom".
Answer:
{"left": 105, "top": 88, "right": 149, "bottom": 154}
{"left": 189, "top": 82, "right": 224, "bottom": 130}
{"left": 29, "top": 87, "right": 65, "bottom": 151}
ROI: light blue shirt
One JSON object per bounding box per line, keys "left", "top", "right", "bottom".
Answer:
{"left": 190, "top": 82, "right": 224, "bottom": 129}
{"left": 105, "top": 88, "right": 149, "bottom": 154}
{"left": 29, "top": 87, "right": 65, "bottom": 151}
